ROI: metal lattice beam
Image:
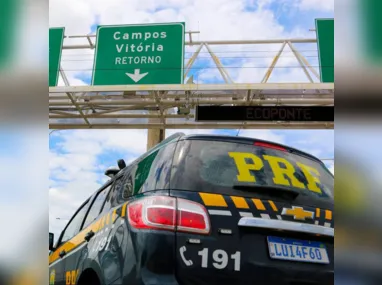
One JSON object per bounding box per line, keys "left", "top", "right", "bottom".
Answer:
{"left": 49, "top": 83, "right": 333, "bottom": 129}
{"left": 52, "top": 36, "right": 333, "bottom": 130}
{"left": 62, "top": 38, "right": 317, "bottom": 50}
{"left": 49, "top": 122, "right": 334, "bottom": 130}
{"left": 50, "top": 83, "right": 333, "bottom": 93}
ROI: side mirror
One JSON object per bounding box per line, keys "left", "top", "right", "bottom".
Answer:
{"left": 49, "top": 233, "right": 55, "bottom": 251}
{"left": 105, "top": 167, "right": 119, "bottom": 178}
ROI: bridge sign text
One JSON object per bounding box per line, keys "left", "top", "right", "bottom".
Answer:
{"left": 196, "top": 106, "right": 334, "bottom": 122}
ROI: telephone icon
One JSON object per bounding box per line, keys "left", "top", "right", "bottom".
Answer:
{"left": 179, "top": 246, "right": 193, "bottom": 266}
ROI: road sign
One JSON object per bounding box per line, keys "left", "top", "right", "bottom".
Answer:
{"left": 92, "top": 23, "right": 185, "bottom": 86}
{"left": 360, "top": 0, "right": 382, "bottom": 62}
{"left": 0, "top": 0, "right": 17, "bottom": 69}
{"left": 49, "top": 28, "right": 65, "bottom": 87}
{"left": 315, "top": 19, "right": 334, "bottom": 83}
{"left": 196, "top": 106, "right": 334, "bottom": 122}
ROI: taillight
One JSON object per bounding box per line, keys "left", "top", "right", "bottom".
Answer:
{"left": 128, "top": 196, "right": 176, "bottom": 231}
{"left": 254, "top": 141, "right": 287, "bottom": 152}
{"left": 127, "top": 196, "right": 211, "bottom": 235}
{"left": 177, "top": 198, "right": 209, "bottom": 234}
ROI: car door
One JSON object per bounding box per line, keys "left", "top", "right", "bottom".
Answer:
{"left": 63, "top": 183, "right": 113, "bottom": 285}
{"left": 95, "top": 171, "right": 135, "bottom": 285}
{"left": 49, "top": 199, "right": 90, "bottom": 285}
{"left": 49, "top": 241, "right": 66, "bottom": 285}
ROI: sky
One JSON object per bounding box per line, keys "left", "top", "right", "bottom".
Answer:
{"left": 49, "top": 0, "right": 334, "bottom": 238}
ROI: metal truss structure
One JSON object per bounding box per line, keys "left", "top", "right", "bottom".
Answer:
{"left": 49, "top": 33, "right": 334, "bottom": 130}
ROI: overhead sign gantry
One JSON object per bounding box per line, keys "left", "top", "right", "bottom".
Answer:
{"left": 49, "top": 20, "right": 334, "bottom": 134}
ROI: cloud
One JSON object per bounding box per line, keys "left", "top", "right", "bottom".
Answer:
{"left": 296, "top": 0, "right": 334, "bottom": 12}
{"left": 0, "top": 129, "right": 48, "bottom": 262}
{"left": 49, "top": 129, "right": 148, "bottom": 237}
{"left": 166, "top": 129, "right": 215, "bottom": 137}
{"left": 235, "top": 129, "right": 286, "bottom": 144}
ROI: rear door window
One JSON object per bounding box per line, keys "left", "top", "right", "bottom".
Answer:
{"left": 82, "top": 184, "right": 111, "bottom": 229}
{"left": 59, "top": 201, "right": 89, "bottom": 245}
{"left": 171, "top": 139, "right": 333, "bottom": 200}
{"left": 110, "top": 171, "right": 134, "bottom": 207}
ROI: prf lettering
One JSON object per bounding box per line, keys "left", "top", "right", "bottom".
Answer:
{"left": 228, "top": 152, "right": 322, "bottom": 194}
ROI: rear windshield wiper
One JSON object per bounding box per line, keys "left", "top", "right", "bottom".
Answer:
{"left": 232, "top": 184, "right": 300, "bottom": 200}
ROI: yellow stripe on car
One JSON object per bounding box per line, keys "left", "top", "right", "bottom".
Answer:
{"left": 49, "top": 204, "right": 125, "bottom": 265}
{"left": 252, "top": 199, "right": 266, "bottom": 210}
{"left": 316, "top": 208, "right": 321, "bottom": 218}
{"left": 325, "top": 210, "right": 332, "bottom": 220}
{"left": 230, "top": 196, "right": 249, "bottom": 209}
{"left": 199, "top": 193, "right": 228, "bottom": 207}
{"left": 49, "top": 218, "right": 101, "bottom": 265}
{"left": 268, "top": 200, "right": 278, "bottom": 212}
{"left": 112, "top": 209, "right": 117, "bottom": 223}
{"left": 121, "top": 202, "right": 128, "bottom": 217}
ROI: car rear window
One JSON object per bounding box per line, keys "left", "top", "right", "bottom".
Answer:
{"left": 171, "top": 139, "right": 333, "bottom": 200}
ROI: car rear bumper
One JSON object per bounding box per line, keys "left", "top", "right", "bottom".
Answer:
{"left": 115, "top": 269, "right": 333, "bottom": 285}
{"left": 114, "top": 229, "right": 333, "bottom": 285}
{"left": 174, "top": 232, "right": 334, "bottom": 285}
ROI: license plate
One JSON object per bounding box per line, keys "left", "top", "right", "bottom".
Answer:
{"left": 267, "top": 236, "right": 329, "bottom": 264}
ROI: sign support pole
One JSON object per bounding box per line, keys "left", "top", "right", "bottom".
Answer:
{"left": 147, "top": 125, "right": 165, "bottom": 150}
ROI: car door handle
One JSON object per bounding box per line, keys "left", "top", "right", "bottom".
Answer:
{"left": 84, "top": 230, "right": 95, "bottom": 242}
{"left": 59, "top": 250, "right": 66, "bottom": 258}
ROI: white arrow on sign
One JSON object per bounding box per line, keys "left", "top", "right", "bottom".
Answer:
{"left": 125, "top": 69, "right": 149, "bottom": 83}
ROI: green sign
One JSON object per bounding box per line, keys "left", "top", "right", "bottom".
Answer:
{"left": 0, "top": 0, "right": 18, "bottom": 69}
{"left": 92, "top": 23, "right": 185, "bottom": 85}
{"left": 315, "top": 19, "right": 334, "bottom": 83}
{"left": 49, "top": 28, "right": 65, "bottom": 87}
{"left": 359, "top": 0, "right": 382, "bottom": 62}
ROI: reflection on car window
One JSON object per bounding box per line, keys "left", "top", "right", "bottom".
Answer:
{"left": 110, "top": 142, "right": 176, "bottom": 208}
{"left": 82, "top": 185, "right": 110, "bottom": 229}
{"left": 60, "top": 201, "right": 89, "bottom": 244}
{"left": 112, "top": 174, "right": 134, "bottom": 206}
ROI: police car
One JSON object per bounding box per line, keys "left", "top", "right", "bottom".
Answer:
{"left": 49, "top": 133, "right": 334, "bottom": 285}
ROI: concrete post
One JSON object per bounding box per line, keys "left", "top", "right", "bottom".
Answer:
{"left": 147, "top": 128, "right": 165, "bottom": 150}
{"left": 123, "top": 91, "right": 165, "bottom": 150}
{"left": 146, "top": 107, "right": 165, "bottom": 150}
